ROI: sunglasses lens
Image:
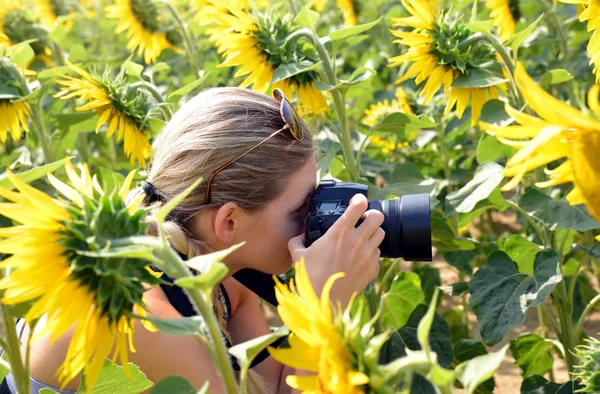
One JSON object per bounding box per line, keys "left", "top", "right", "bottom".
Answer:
{"left": 281, "top": 98, "right": 303, "bottom": 141}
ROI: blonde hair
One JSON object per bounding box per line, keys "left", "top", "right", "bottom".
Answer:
{"left": 131, "top": 87, "right": 315, "bottom": 393}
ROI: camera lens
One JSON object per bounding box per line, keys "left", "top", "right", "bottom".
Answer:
{"left": 368, "top": 194, "right": 432, "bottom": 261}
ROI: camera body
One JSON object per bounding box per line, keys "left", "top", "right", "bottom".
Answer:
{"left": 305, "top": 179, "right": 432, "bottom": 261}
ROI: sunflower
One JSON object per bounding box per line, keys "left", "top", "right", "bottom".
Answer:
{"left": 105, "top": 0, "right": 174, "bottom": 64}
{"left": 32, "top": 0, "right": 75, "bottom": 30}
{"left": 312, "top": 0, "right": 326, "bottom": 12}
{"left": 268, "top": 259, "right": 369, "bottom": 393}
{"left": 486, "top": 0, "right": 520, "bottom": 41}
{"left": 389, "top": 0, "right": 501, "bottom": 126}
{"left": 213, "top": 8, "right": 329, "bottom": 115}
{"left": 337, "top": 0, "right": 357, "bottom": 26}
{"left": 480, "top": 63, "right": 600, "bottom": 230}
{"left": 54, "top": 61, "right": 155, "bottom": 166}
{"left": 362, "top": 87, "right": 414, "bottom": 127}
{"left": 560, "top": 0, "right": 600, "bottom": 83}
{"left": 0, "top": 159, "right": 161, "bottom": 391}
{"left": 0, "top": 0, "right": 51, "bottom": 57}
{"left": 0, "top": 57, "right": 30, "bottom": 144}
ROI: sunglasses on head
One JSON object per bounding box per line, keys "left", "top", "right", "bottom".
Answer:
{"left": 203, "top": 88, "right": 303, "bottom": 204}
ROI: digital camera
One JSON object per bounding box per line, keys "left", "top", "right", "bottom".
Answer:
{"left": 305, "top": 180, "right": 432, "bottom": 261}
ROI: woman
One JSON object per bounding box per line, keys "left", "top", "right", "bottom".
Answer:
{"left": 10, "top": 87, "right": 384, "bottom": 393}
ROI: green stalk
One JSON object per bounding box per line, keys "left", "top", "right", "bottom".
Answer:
{"left": 0, "top": 304, "right": 28, "bottom": 394}
{"left": 460, "top": 33, "right": 525, "bottom": 108}
{"left": 31, "top": 104, "right": 53, "bottom": 164}
{"left": 158, "top": 0, "right": 201, "bottom": 77}
{"left": 309, "top": 30, "right": 360, "bottom": 181}
{"left": 574, "top": 294, "right": 600, "bottom": 343}
{"left": 152, "top": 234, "right": 238, "bottom": 394}
{"left": 130, "top": 81, "right": 173, "bottom": 119}
{"left": 550, "top": 278, "right": 577, "bottom": 373}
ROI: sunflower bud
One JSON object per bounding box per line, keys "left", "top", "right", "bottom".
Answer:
{"left": 573, "top": 336, "right": 600, "bottom": 392}
{"left": 0, "top": 5, "right": 50, "bottom": 56}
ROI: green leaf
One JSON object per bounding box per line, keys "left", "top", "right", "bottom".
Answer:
{"left": 371, "top": 112, "right": 436, "bottom": 136}
{"left": 464, "top": 20, "right": 494, "bottom": 34}
{"left": 443, "top": 249, "right": 480, "bottom": 276}
{"left": 439, "top": 282, "right": 469, "bottom": 297}
{"left": 504, "top": 13, "right": 544, "bottom": 53}
{"left": 477, "top": 132, "right": 517, "bottom": 163}
{"left": 167, "top": 72, "right": 209, "bottom": 102}
{"left": 144, "top": 316, "right": 205, "bottom": 336}
{"left": 76, "top": 361, "right": 152, "bottom": 394}
{"left": 48, "top": 25, "right": 68, "bottom": 44}
{"left": 154, "top": 176, "right": 203, "bottom": 224}
{"left": 453, "top": 339, "right": 488, "bottom": 363}
{"left": 502, "top": 235, "right": 542, "bottom": 275}
{"left": 96, "top": 167, "right": 126, "bottom": 194}
{"left": 510, "top": 333, "right": 554, "bottom": 378}
{"left": 456, "top": 344, "right": 508, "bottom": 394}
{"left": 9, "top": 42, "right": 34, "bottom": 68}
{"left": 469, "top": 250, "right": 562, "bottom": 346}
{"left": 479, "top": 99, "right": 511, "bottom": 125}
{"left": 0, "top": 158, "right": 67, "bottom": 190}
{"left": 446, "top": 162, "right": 505, "bottom": 213}
{"left": 70, "top": 44, "right": 87, "bottom": 62}
{"left": 342, "top": 67, "right": 375, "bottom": 86}
{"left": 0, "top": 359, "right": 10, "bottom": 384}
{"left": 123, "top": 59, "right": 144, "bottom": 78}
{"left": 452, "top": 63, "right": 508, "bottom": 88}
{"left": 175, "top": 243, "right": 244, "bottom": 294}
{"left": 51, "top": 112, "right": 97, "bottom": 129}
{"left": 379, "top": 304, "right": 453, "bottom": 368}
{"left": 431, "top": 214, "right": 478, "bottom": 252}
{"left": 271, "top": 61, "right": 322, "bottom": 84}
{"left": 294, "top": 6, "right": 319, "bottom": 29}
{"left": 520, "top": 376, "right": 583, "bottom": 394}
{"left": 368, "top": 162, "right": 435, "bottom": 200}
{"left": 228, "top": 325, "right": 289, "bottom": 366}
{"left": 540, "top": 69, "right": 573, "bottom": 86}
{"left": 573, "top": 242, "right": 600, "bottom": 258}
{"left": 381, "top": 272, "right": 425, "bottom": 329}
{"left": 40, "top": 389, "right": 60, "bottom": 394}
{"left": 519, "top": 189, "right": 600, "bottom": 232}
{"left": 330, "top": 17, "right": 382, "bottom": 42}
{"left": 417, "top": 287, "right": 439, "bottom": 358}
{"left": 150, "top": 376, "right": 198, "bottom": 394}
{"left": 38, "top": 66, "right": 71, "bottom": 83}
{"left": 149, "top": 62, "right": 171, "bottom": 77}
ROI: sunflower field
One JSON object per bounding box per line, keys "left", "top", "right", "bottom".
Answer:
{"left": 0, "top": 0, "right": 600, "bottom": 393}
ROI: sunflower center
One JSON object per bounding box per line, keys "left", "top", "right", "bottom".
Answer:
{"left": 508, "top": 0, "right": 521, "bottom": 22}
{"left": 430, "top": 15, "right": 494, "bottom": 73}
{"left": 60, "top": 193, "right": 159, "bottom": 323}
{"left": 129, "top": 0, "right": 160, "bottom": 33}
{"left": 3, "top": 10, "right": 48, "bottom": 54}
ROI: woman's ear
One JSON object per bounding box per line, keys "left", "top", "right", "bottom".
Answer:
{"left": 213, "top": 202, "right": 243, "bottom": 245}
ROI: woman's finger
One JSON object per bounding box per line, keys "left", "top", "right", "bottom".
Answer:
{"left": 329, "top": 194, "right": 368, "bottom": 234}
{"left": 356, "top": 210, "right": 384, "bottom": 240}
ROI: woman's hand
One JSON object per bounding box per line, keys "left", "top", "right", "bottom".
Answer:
{"left": 287, "top": 194, "right": 385, "bottom": 308}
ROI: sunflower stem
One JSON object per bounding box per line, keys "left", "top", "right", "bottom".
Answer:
{"left": 130, "top": 81, "right": 173, "bottom": 119}
{"left": 574, "top": 294, "right": 600, "bottom": 345}
{"left": 158, "top": 0, "right": 201, "bottom": 78}
{"left": 152, "top": 234, "right": 238, "bottom": 394}
{"left": 31, "top": 103, "right": 53, "bottom": 164}
{"left": 461, "top": 32, "right": 525, "bottom": 109}
{"left": 0, "top": 305, "right": 28, "bottom": 394}
{"left": 555, "top": 280, "right": 577, "bottom": 373}
{"left": 309, "top": 29, "right": 360, "bottom": 181}
{"left": 532, "top": 0, "right": 583, "bottom": 109}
